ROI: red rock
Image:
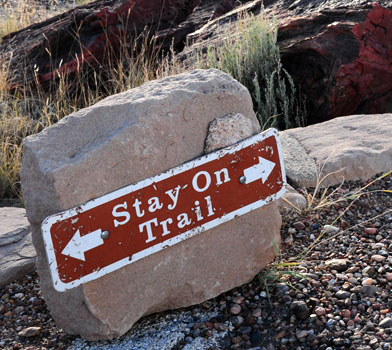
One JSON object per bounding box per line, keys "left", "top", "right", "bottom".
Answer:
{"left": 330, "top": 5, "right": 392, "bottom": 118}
{"left": 181, "top": 1, "right": 392, "bottom": 124}
{"left": 1, "top": 0, "right": 391, "bottom": 125}
{"left": 365, "top": 228, "right": 378, "bottom": 235}
{"left": 315, "top": 306, "right": 325, "bottom": 316}
{"left": 279, "top": 4, "right": 392, "bottom": 123}
{"left": 205, "top": 321, "right": 214, "bottom": 329}
{"left": 293, "top": 221, "right": 305, "bottom": 230}
{"left": 340, "top": 219, "right": 349, "bottom": 229}
{"left": 0, "top": 0, "right": 238, "bottom": 90}
{"left": 275, "top": 330, "right": 286, "bottom": 339}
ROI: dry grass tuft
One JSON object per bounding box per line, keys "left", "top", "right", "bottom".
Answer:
{"left": 0, "top": 26, "right": 162, "bottom": 199}
{"left": 0, "top": 0, "right": 93, "bottom": 38}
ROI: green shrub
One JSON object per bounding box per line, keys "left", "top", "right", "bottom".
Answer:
{"left": 192, "top": 12, "right": 306, "bottom": 130}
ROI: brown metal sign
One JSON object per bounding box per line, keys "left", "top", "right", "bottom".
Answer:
{"left": 42, "top": 128, "right": 286, "bottom": 291}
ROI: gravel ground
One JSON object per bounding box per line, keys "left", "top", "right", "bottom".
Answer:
{"left": 1, "top": 172, "right": 392, "bottom": 350}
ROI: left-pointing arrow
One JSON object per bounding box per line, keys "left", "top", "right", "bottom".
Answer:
{"left": 61, "top": 229, "right": 104, "bottom": 261}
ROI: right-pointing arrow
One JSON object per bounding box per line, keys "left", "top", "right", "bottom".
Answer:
{"left": 243, "top": 156, "right": 276, "bottom": 184}
{"left": 62, "top": 229, "right": 104, "bottom": 261}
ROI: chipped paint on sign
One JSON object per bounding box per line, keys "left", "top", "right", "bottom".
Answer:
{"left": 42, "top": 128, "right": 286, "bottom": 292}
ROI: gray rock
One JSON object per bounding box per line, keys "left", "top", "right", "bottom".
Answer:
{"left": 323, "top": 225, "right": 340, "bottom": 233}
{"left": 379, "top": 318, "right": 392, "bottom": 329}
{"left": 362, "top": 266, "right": 376, "bottom": 277}
{"left": 335, "top": 290, "right": 350, "bottom": 299}
{"left": 204, "top": 112, "right": 257, "bottom": 153}
{"left": 0, "top": 207, "right": 35, "bottom": 287}
{"left": 17, "top": 326, "right": 42, "bottom": 337}
{"left": 290, "top": 300, "right": 310, "bottom": 320}
{"left": 276, "top": 184, "right": 307, "bottom": 214}
{"left": 325, "top": 258, "right": 348, "bottom": 272}
{"left": 69, "top": 308, "right": 221, "bottom": 350}
{"left": 21, "top": 69, "right": 282, "bottom": 340}
{"left": 280, "top": 114, "right": 392, "bottom": 187}
{"left": 361, "top": 285, "right": 379, "bottom": 297}
{"left": 279, "top": 131, "right": 318, "bottom": 188}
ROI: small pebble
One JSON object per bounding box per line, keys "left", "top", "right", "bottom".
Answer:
{"left": 362, "top": 278, "right": 373, "bottom": 286}
{"left": 284, "top": 235, "right": 294, "bottom": 245}
{"left": 362, "top": 266, "right": 376, "bottom": 276}
{"left": 372, "top": 255, "right": 386, "bottom": 262}
{"left": 365, "top": 228, "right": 378, "bottom": 235}
{"left": 361, "top": 285, "right": 378, "bottom": 296}
{"left": 379, "top": 318, "right": 392, "bottom": 328}
{"left": 232, "top": 296, "right": 244, "bottom": 304}
{"left": 290, "top": 301, "right": 310, "bottom": 320}
{"left": 296, "top": 330, "right": 308, "bottom": 339}
{"left": 2, "top": 172, "right": 392, "bottom": 350}
{"left": 323, "top": 225, "right": 339, "bottom": 233}
{"left": 293, "top": 221, "right": 305, "bottom": 230}
{"left": 17, "top": 327, "right": 42, "bottom": 338}
{"left": 325, "top": 258, "right": 348, "bottom": 272}
{"left": 14, "top": 306, "right": 24, "bottom": 314}
{"left": 252, "top": 308, "right": 262, "bottom": 318}
{"left": 336, "top": 290, "right": 350, "bottom": 299}
{"left": 288, "top": 228, "right": 296, "bottom": 235}
{"left": 230, "top": 304, "right": 242, "bottom": 315}
{"left": 315, "top": 306, "right": 325, "bottom": 316}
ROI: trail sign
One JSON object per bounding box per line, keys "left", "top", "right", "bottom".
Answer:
{"left": 42, "top": 128, "right": 286, "bottom": 291}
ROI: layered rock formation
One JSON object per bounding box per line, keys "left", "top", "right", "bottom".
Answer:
{"left": 184, "top": 0, "right": 392, "bottom": 124}
{"left": 1, "top": 0, "right": 391, "bottom": 123}
{"left": 0, "top": 0, "right": 241, "bottom": 89}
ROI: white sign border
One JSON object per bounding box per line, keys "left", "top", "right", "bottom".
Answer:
{"left": 42, "top": 128, "right": 286, "bottom": 292}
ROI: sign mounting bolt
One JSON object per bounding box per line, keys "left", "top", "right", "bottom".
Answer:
{"left": 101, "top": 230, "right": 110, "bottom": 240}
{"left": 239, "top": 176, "right": 247, "bottom": 184}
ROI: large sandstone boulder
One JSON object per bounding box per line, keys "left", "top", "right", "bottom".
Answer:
{"left": 280, "top": 114, "right": 392, "bottom": 187}
{"left": 21, "top": 69, "right": 282, "bottom": 340}
{"left": 0, "top": 207, "right": 35, "bottom": 287}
